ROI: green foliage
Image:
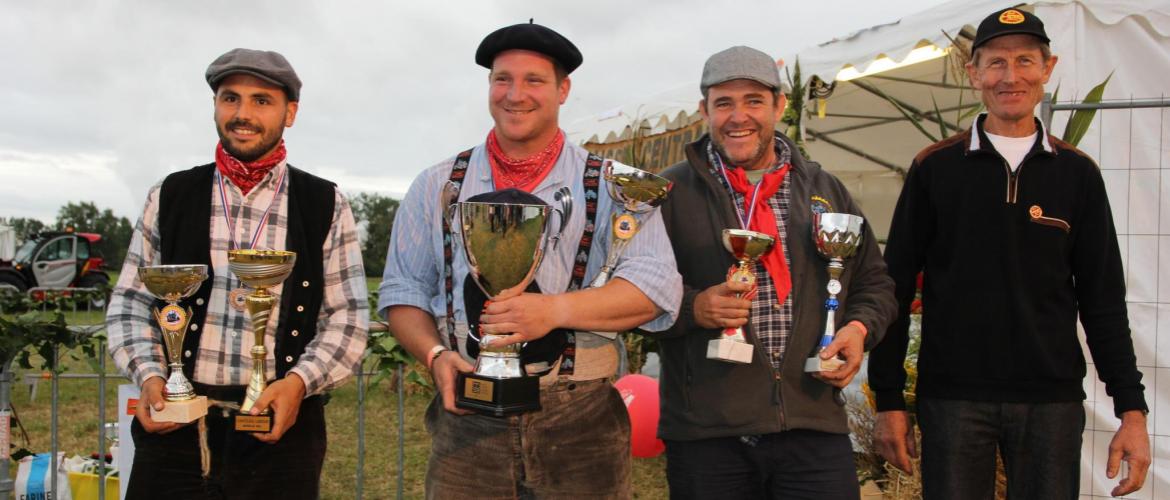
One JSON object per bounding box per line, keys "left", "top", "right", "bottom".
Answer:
{"left": 0, "top": 312, "right": 87, "bottom": 373}
{"left": 53, "top": 201, "right": 133, "bottom": 269}
{"left": 364, "top": 289, "right": 431, "bottom": 393}
{"left": 349, "top": 192, "right": 400, "bottom": 277}
{"left": 0, "top": 217, "right": 47, "bottom": 241}
{"left": 782, "top": 59, "right": 811, "bottom": 159}
{"left": 1061, "top": 72, "right": 1112, "bottom": 146}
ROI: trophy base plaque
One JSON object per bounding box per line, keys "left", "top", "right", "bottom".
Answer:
{"left": 804, "top": 355, "right": 846, "bottom": 373}
{"left": 707, "top": 338, "right": 754, "bottom": 364}
{"left": 455, "top": 372, "right": 541, "bottom": 417}
{"left": 232, "top": 412, "right": 274, "bottom": 433}
{"left": 151, "top": 395, "right": 208, "bottom": 424}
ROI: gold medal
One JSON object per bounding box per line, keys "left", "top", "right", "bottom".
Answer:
{"left": 613, "top": 213, "right": 638, "bottom": 240}
{"left": 229, "top": 287, "right": 249, "bottom": 312}
{"left": 729, "top": 267, "right": 756, "bottom": 287}
{"left": 158, "top": 304, "right": 187, "bottom": 330}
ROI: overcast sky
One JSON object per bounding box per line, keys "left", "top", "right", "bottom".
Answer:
{"left": 0, "top": 0, "right": 947, "bottom": 222}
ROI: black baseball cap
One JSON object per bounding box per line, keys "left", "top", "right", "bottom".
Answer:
{"left": 972, "top": 7, "right": 1050, "bottom": 52}
{"left": 476, "top": 21, "right": 583, "bottom": 74}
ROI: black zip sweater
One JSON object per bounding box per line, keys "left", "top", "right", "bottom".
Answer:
{"left": 869, "top": 116, "right": 1147, "bottom": 417}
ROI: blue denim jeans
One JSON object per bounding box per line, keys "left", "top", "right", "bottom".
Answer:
{"left": 664, "top": 430, "right": 860, "bottom": 500}
{"left": 918, "top": 398, "right": 1085, "bottom": 500}
{"left": 424, "top": 378, "right": 631, "bottom": 499}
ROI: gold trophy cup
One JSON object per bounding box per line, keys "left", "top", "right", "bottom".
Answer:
{"left": 227, "top": 249, "right": 296, "bottom": 432}
{"left": 804, "top": 213, "right": 864, "bottom": 373}
{"left": 589, "top": 160, "right": 673, "bottom": 288}
{"left": 707, "top": 229, "right": 774, "bottom": 364}
{"left": 138, "top": 264, "right": 210, "bottom": 423}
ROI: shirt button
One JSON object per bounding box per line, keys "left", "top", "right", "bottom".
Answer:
{"left": 190, "top": 324, "right": 198, "bottom": 331}
{"left": 184, "top": 350, "right": 192, "bottom": 358}
{"left": 772, "top": 352, "right": 780, "bottom": 358}
{"left": 195, "top": 298, "right": 205, "bottom": 306}
{"left": 231, "top": 331, "right": 238, "bottom": 338}
{"left": 302, "top": 280, "right": 310, "bottom": 288}
{"left": 285, "top": 356, "right": 294, "bottom": 363}
{"left": 291, "top": 330, "right": 299, "bottom": 337}
{"left": 773, "top": 303, "right": 781, "bottom": 310}
{"left": 296, "top": 305, "right": 305, "bottom": 312}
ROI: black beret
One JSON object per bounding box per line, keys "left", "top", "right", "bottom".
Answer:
{"left": 972, "top": 8, "right": 1050, "bottom": 53}
{"left": 475, "top": 22, "right": 583, "bottom": 74}
{"left": 206, "top": 48, "right": 302, "bottom": 102}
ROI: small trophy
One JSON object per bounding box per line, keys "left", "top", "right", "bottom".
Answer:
{"left": 227, "top": 249, "right": 296, "bottom": 432}
{"left": 138, "top": 264, "right": 209, "bottom": 423}
{"left": 804, "top": 213, "right": 864, "bottom": 373}
{"left": 446, "top": 187, "right": 571, "bottom": 416}
{"left": 589, "top": 160, "right": 673, "bottom": 289}
{"left": 707, "top": 229, "right": 774, "bottom": 364}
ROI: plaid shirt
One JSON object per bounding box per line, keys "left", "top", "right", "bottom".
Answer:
{"left": 107, "top": 162, "right": 368, "bottom": 396}
{"left": 706, "top": 140, "right": 794, "bottom": 372}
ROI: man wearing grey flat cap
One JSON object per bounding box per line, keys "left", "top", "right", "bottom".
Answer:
{"left": 379, "top": 21, "right": 681, "bottom": 498}
{"left": 655, "top": 45, "right": 896, "bottom": 499}
{"left": 107, "top": 48, "right": 367, "bottom": 498}
{"left": 870, "top": 7, "right": 1150, "bottom": 498}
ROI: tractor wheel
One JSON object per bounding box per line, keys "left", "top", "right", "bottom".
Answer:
{"left": 78, "top": 273, "right": 110, "bottom": 310}
{"left": 0, "top": 273, "right": 26, "bottom": 294}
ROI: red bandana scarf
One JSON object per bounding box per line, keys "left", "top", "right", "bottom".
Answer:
{"left": 215, "top": 140, "right": 287, "bottom": 195}
{"left": 485, "top": 129, "right": 564, "bottom": 192}
{"left": 724, "top": 164, "right": 793, "bottom": 305}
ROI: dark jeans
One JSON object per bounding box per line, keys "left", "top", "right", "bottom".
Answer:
{"left": 126, "top": 389, "right": 326, "bottom": 500}
{"left": 664, "top": 430, "right": 860, "bottom": 500}
{"left": 918, "top": 397, "right": 1085, "bottom": 500}
{"left": 424, "top": 378, "right": 631, "bottom": 499}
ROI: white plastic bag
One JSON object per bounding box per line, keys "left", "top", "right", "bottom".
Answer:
{"left": 14, "top": 452, "right": 73, "bottom": 500}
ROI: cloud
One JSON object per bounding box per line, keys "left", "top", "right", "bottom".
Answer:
{"left": 2, "top": 0, "right": 945, "bottom": 220}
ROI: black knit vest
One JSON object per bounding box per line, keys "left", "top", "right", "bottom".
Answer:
{"left": 157, "top": 163, "right": 335, "bottom": 382}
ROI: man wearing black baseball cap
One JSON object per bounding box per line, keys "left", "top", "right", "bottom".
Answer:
{"left": 107, "top": 48, "right": 367, "bottom": 498}
{"left": 379, "top": 22, "right": 681, "bottom": 498}
{"left": 871, "top": 7, "right": 1150, "bottom": 498}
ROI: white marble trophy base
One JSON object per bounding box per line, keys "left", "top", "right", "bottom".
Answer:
{"left": 151, "top": 395, "right": 208, "bottom": 423}
{"left": 804, "top": 355, "right": 845, "bottom": 373}
{"left": 707, "top": 337, "right": 753, "bottom": 364}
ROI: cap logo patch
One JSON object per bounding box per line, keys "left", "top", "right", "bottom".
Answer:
{"left": 999, "top": 9, "right": 1026, "bottom": 25}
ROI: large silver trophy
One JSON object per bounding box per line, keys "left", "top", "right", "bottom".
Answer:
{"left": 804, "top": 213, "right": 865, "bottom": 373}
{"left": 589, "top": 160, "right": 673, "bottom": 288}
{"left": 708, "top": 229, "right": 774, "bottom": 364}
{"left": 444, "top": 184, "right": 571, "bottom": 416}
{"left": 138, "top": 264, "right": 209, "bottom": 423}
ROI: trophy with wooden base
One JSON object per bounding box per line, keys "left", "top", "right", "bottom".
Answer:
{"left": 707, "top": 229, "right": 774, "bottom": 364}
{"left": 446, "top": 188, "right": 571, "bottom": 416}
{"left": 138, "top": 264, "right": 209, "bottom": 423}
{"left": 227, "top": 249, "right": 296, "bottom": 432}
{"left": 804, "top": 213, "right": 864, "bottom": 373}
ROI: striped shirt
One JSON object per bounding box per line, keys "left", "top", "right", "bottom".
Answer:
{"left": 378, "top": 139, "right": 682, "bottom": 381}
{"left": 706, "top": 139, "right": 795, "bottom": 372}
{"left": 107, "top": 162, "right": 368, "bottom": 396}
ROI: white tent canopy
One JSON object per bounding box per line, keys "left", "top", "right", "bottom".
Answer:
{"left": 571, "top": 1, "right": 1170, "bottom": 497}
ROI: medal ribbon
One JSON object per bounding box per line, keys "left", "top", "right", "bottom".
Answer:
{"left": 217, "top": 166, "right": 287, "bottom": 251}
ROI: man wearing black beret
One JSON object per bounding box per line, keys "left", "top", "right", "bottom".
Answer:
{"left": 870, "top": 7, "right": 1150, "bottom": 498}
{"left": 107, "top": 48, "right": 368, "bottom": 498}
{"left": 379, "top": 21, "right": 682, "bottom": 498}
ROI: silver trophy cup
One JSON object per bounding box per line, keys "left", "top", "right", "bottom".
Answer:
{"left": 804, "top": 212, "right": 865, "bottom": 373}
{"left": 589, "top": 160, "right": 673, "bottom": 288}
{"left": 444, "top": 184, "right": 572, "bottom": 415}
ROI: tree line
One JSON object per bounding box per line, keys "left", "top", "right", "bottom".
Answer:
{"left": 2, "top": 193, "right": 401, "bottom": 276}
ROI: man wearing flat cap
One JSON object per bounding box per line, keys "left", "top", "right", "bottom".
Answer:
{"left": 107, "top": 48, "right": 367, "bottom": 498}
{"left": 654, "top": 45, "right": 896, "bottom": 499}
{"left": 379, "top": 22, "right": 681, "bottom": 498}
{"left": 869, "top": 7, "right": 1150, "bottom": 498}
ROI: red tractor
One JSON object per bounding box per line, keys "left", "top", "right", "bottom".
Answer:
{"left": 0, "top": 231, "right": 111, "bottom": 302}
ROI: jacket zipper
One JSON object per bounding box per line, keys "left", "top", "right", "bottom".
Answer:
{"left": 1004, "top": 158, "right": 1019, "bottom": 204}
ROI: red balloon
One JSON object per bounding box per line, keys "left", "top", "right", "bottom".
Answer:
{"left": 614, "top": 374, "right": 665, "bottom": 458}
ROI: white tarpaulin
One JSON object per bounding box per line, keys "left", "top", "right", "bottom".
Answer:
{"left": 0, "top": 224, "right": 14, "bottom": 261}
{"left": 570, "top": 1, "right": 1170, "bottom": 497}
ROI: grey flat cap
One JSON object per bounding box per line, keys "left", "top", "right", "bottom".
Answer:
{"left": 205, "top": 48, "right": 302, "bottom": 101}
{"left": 701, "top": 46, "right": 782, "bottom": 94}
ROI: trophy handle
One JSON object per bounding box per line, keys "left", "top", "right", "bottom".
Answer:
{"left": 549, "top": 186, "right": 573, "bottom": 249}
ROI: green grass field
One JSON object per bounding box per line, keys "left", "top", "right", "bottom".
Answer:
{"left": 4, "top": 276, "right": 670, "bottom": 499}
